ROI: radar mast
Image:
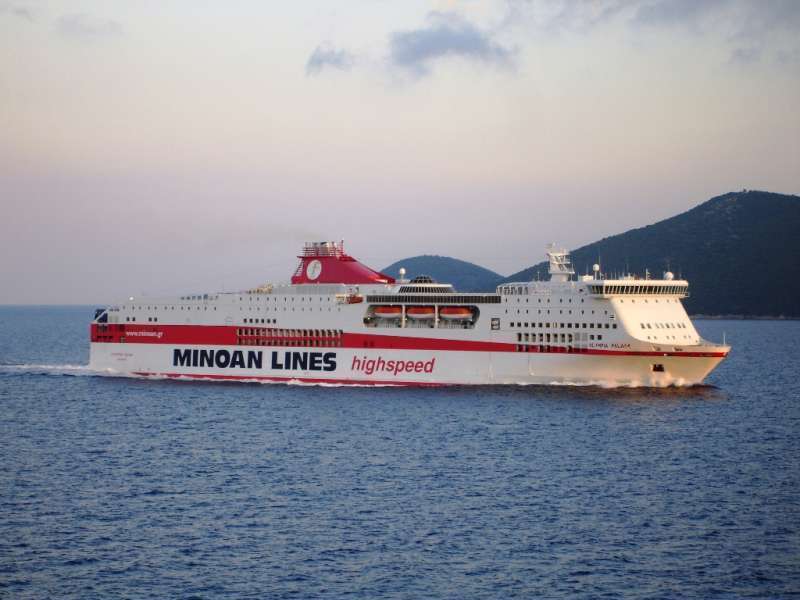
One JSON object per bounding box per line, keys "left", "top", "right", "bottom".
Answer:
{"left": 546, "top": 244, "right": 575, "bottom": 283}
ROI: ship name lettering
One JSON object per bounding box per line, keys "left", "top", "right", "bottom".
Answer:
{"left": 270, "top": 351, "right": 337, "bottom": 372}
{"left": 173, "top": 348, "right": 263, "bottom": 369}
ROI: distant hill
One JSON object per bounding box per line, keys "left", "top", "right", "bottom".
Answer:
{"left": 382, "top": 191, "right": 799, "bottom": 316}
{"left": 381, "top": 255, "right": 504, "bottom": 292}
{"left": 501, "top": 190, "right": 800, "bottom": 317}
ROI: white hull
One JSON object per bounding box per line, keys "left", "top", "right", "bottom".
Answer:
{"left": 90, "top": 342, "right": 725, "bottom": 387}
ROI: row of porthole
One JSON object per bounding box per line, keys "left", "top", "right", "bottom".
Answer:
{"left": 126, "top": 294, "right": 339, "bottom": 312}
{"left": 509, "top": 321, "right": 617, "bottom": 330}
{"left": 507, "top": 308, "right": 609, "bottom": 316}
{"left": 641, "top": 322, "right": 688, "bottom": 330}
{"left": 646, "top": 335, "right": 693, "bottom": 341}
{"left": 238, "top": 339, "right": 342, "bottom": 348}
{"left": 506, "top": 297, "right": 584, "bottom": 304}
{"left": 239, "top": 306, "right": 332, "bottom": 312}
{"left": 241, "top": 296, "right": 334, "bottom": 302}
{"left": 123, "top": 306, "right": 217, "bottom": 313}
{"left": 122, "top": 305, "right": 340, "bottom": 321}
{"left": 517, "top": 332, "right": 604, "bottom": 343}
{"left": 237, "top": 328, "right": 343, "bottom": 337}
{"left": 248, "top": 307, "right": 341, "bottom": 312}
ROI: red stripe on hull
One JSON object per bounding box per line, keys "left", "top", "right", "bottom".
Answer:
{"left": 91, "top": 324, "right": 727, "bottom": 358}
{"left": 92, "top": 324, "right": 236, "bottom": 345}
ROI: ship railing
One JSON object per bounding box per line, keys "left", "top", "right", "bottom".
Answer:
{"left": 300, "top": 241, "right": 345, "bottom": 257}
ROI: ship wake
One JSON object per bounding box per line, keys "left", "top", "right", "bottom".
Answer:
{"left": 0, "top": 363, "right": 110, "bottom": 378}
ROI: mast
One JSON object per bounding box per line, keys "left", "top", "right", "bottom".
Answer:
{"left": 546, "top": 244, "right": 575, "bottom": 283}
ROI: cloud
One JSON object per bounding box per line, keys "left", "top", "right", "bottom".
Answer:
{"left": 632, "top": 0, "right": 728, "bottom": 28}
{"left": 389, "top": 12, "right": 513, "bottom": 76}
{"left": 513, "top": 0, "right": 636, "bottom": 33}
{"left": 507, "top": 0, "right": 800, "bottom": 66}
{"left": 730, "top": 46, "right": 761, "bottom": 65}
{"left": 304, "top": 2, "right": 798, "bottom": 78}
{"left": 630, "top": 0, "right": 800, "bottom": 64}
{"left": 56, "top": 13, "right": 123, "bottom": 40}
{"left": 0, "top": 3, "right": 33, "bottom": 21}
{"left": 776, "top": 47, "right": 800, "bottom": 65}
{"left": 305, "top": 43, "right": 354, "bottom": 76}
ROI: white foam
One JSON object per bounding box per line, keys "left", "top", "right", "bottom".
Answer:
{"left": 536, "top": 378, "right": 695, "bottom": 389}
{"left": 0, "top": 365, "right": 697, "bottom": 389}
{"left": 0, "top": 363, "right": 102, "bottom": 377}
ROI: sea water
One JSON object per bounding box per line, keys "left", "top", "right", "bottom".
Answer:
{"left": 1, "top": 306, "right": 798, "bottom": 598}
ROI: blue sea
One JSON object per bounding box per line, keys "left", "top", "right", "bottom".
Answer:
{"left": 1, "top": 306, "right": 798, "bottom": 599}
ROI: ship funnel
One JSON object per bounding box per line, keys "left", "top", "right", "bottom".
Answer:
{"left": 546, "top": 244, "right": 574, "bottom": 283}
{"left": 291, "top": 240, "right": 395, "bottom": 285}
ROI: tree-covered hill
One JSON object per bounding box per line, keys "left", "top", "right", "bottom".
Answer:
{"left": 500, "top": 190, "right": 800, "bottom": 317}
{"left": 380, "top": 255, "right": 504, "bottom": 292}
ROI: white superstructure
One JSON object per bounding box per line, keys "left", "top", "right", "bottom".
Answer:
{"left": 89, "top": 242, "right": 729, "bottom": 386}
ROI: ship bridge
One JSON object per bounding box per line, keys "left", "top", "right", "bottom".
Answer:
{"left": 585, "top": 280, "right": 689, "bottom": 297}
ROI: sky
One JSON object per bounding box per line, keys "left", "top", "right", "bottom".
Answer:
{"left": 1, "top": 0, "right": 798, "bottom": 304}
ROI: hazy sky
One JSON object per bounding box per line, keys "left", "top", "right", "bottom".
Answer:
{"left": 1, "top": 0, "right": 798, "bottom": 304}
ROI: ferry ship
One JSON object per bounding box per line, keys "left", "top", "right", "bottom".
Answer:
{"left": 89, "top": 241, "right": 729, "bottom": 386}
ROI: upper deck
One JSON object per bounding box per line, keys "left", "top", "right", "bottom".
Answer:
{"left": 497, "top": 245, "right": 688, "bottom": 298}
{"left": 95, "top": 242, "right": 692, "bottom": 336}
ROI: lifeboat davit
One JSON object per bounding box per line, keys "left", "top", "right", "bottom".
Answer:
{"left": 406, "top": 306, "right": 435, "bottom": 320}
{"left": 373, "top": 306, "right": 402, "bottom": 319}
{"left": 439, "top": 307, "right": 473, "bottom": 321}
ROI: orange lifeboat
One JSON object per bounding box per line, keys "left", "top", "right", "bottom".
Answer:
{"left": 373, "top": 306, "right": 402, "bottom": 319}
{"left": 406, "top": 306, "right": 435, "bottom": 320}
{"left": 439, "top": 307, "right": 473, "bottom": 321}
